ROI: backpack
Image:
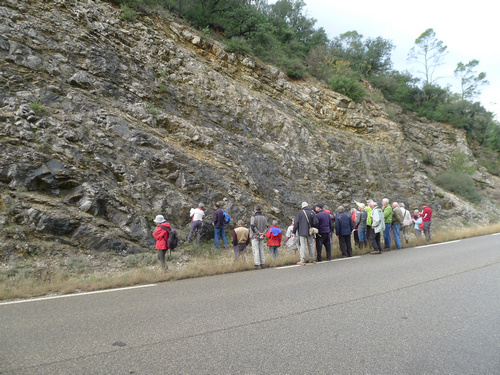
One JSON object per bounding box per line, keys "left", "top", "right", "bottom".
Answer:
{"left": 167, "top": 229, "right": 179, "bottom": 250}
{"left": 402, "top": 209, "right": 412, "bottom": 226}
{"left": 160, "top": 224, "right": 179, "bottom": 260}
{"left": 222, "top": 210, "right": 231, "bottom": 225}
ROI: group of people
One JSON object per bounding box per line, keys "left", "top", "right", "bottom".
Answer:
{"left": 152, "top": 199, "right": 433, "bottom": 269}
{"left": 351, "top": 199, "right": 433, "bottom": 255}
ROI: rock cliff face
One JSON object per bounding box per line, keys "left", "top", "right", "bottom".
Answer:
{"left": 0, "top": 0, "right": 498, "bottom": 259}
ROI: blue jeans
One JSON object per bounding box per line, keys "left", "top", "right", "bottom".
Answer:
{"left": 383, "top": 223, "right": 392, "bottom": 248}
{"left": 268, "top": 246, "right": 278, "bottom": 259}
{"left": 358, "top": 228, "right": 367, "bottom": 242}
{"left": 214, "top": 226, "right": 228, "bottom": 248}
{"left": 392, "top": 224, "right": 401, "bottom": 248}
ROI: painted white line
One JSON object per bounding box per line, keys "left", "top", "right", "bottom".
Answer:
{"left": 334, "top": 256, "right": 361, "bottom": 261}
{"left": 0, "top": 284, "right": 157, "bottom": 306}
{"left": 492, "top": 233, "right": 500, "bottom": 236}
{"left": 276, "top": 256, "right": 360, "bottom": 269}
{"left": 416, "top": 240, "right": 461, "bottom": 249}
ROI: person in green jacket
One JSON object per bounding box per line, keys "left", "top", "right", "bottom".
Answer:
{"left": 362, "top": 200, "right": 373, "bottom": 247}
{"left": 391, "top": 202, "right": 404, "bottom": 249}
{"left": 382, "top": 198, "right": 392, "bottom": 249}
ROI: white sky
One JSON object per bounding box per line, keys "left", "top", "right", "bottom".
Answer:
{"left": 303, "top": 0, "right": 500, "bottom": 118}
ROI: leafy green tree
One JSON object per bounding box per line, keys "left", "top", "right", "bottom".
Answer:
{"left": 330, "top": 31, "right": 365, "bottom": 73}
{"left": 416, "top": 84, "right": 450, "bottom": 117}
{"left": 328, "top": 71, "right": 367, "bottom": 102}
{"left": 330, "top": 31, "right": 394, "bottom": 77}
{"left": 408, "top": 28, "right": 448, "bottom": 86}
{"left": 454, "top": 59, "right": 488, "bottom": 100}
{"left": 363, "top": 36, "right": 394, "bottom": 74}
{"left": 270, "top": 0, "right": 315, "bottom": 43}
{"left": 305, "top": 44, "right": 332, "bottom": 80}
{"left": 223, "top": 2, "right": 265, "bottom": 38}
{"left": 369, "top": 70, "right": 420, "bottom": 109}
{"left": 248, "top": 0, "right": 270, "bottom": 14}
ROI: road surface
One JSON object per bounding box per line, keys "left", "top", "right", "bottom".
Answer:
{"left": 1, "top": 234, "right": 499, "bottom": 374}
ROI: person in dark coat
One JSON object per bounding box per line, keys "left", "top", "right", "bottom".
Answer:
{"left": 335, "top": 206, "right": 354, "bottom": 257}
{"left": 212, "top": 202, "right": 228, "bottom": 249}
{"left": 314, "top": 204, "right": 333, "bottom": 261}
{"left": 293, "top": 202, "right": 319, "bottom": 265}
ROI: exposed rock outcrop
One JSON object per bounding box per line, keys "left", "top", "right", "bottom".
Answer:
{"left": 0, "top": 0, "right": 498, "bottom": 259}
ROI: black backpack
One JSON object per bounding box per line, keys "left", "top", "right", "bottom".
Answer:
{"left": 160, "top": 225, "right": 178, "bottom": 260}
{"left": 167, "top": 229, "right": 178, "bottom": 250}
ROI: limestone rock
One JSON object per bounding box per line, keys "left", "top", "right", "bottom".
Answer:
{"left": 0, "top": 0, "right": 498, "bottom": 261}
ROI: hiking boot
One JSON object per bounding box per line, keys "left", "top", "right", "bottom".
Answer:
{"left": 308, "top": 259, "right": 316, "bottom": 264}
{"left": 297, "top": 259, "right": 306, "bottom": 265}
{"left": 260, "top": 264, "right": 265, "bottom": 269}
{"left": 370, "top": 251, "right": 382, "bottom": 255}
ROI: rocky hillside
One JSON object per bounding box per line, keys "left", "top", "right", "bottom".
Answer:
{"left": 1, "top": 0, "right": 498, "bottom": 259}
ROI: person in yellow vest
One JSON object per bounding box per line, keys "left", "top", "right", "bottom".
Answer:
{"left": 356, "top": 200, "right": 372, "bottom": 248}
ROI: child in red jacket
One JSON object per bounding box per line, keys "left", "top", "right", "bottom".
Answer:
{"left": 266, "top": 220, "right": 282, "bottom": 260}
{"left": 152, "top": 215, "right": 170, "bottom": 269}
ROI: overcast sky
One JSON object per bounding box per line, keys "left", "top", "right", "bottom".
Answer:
{"left": 303, "top": 0, "right": 500, "bottom": 118}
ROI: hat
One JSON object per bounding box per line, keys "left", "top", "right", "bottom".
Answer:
{"left": 315, "top": 203, "right": 324, "bottom": 209}
{"left": 366, "top": 199, "right": 375, "bottom": 204}
{"left": 153, "top": 215, "right": 166, "bottom": 223}
{"left": 301, "top": 202, "right": 309, "bottom": 208}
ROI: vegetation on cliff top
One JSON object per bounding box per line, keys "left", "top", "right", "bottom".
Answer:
{"left": 116, "top": 0, "right": 499, "bottom": 173}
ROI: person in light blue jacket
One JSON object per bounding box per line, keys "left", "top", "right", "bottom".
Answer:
{"left": 413, "top": 210, "right": 423, "bottom": 238}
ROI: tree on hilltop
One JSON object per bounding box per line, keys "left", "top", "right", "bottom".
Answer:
{"left": 454, "top": 59, "right": 488, "bottom": 100}
{"left": 330, "top": 31, "right": 394, "bottom": 77}
{"left": 408, "top": 28, "right": 448, "bottom": 86}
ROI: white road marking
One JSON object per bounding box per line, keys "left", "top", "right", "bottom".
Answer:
{"left": 0, "top": 284, "right": 157, "bottom": 306}
{"left": 276, "top": 256, "right": 360, "bottom": 269}
{"left": 416, "top": 240, "right": 461, "bottom": 249}
{"left": 278, "top": 264, "right": 302, "bottom": 269}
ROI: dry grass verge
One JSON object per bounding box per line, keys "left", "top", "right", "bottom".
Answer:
{"left": 1, "top": 223, "right": 499, "bottom": 301}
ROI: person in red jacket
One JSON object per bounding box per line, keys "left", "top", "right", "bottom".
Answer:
{"left": 420, "top": 204, "right": 433, "bottom": 241}
{"left": 266, "top": 220, "right": 282, "bottom": 260}
{"left": 152, "top": 215, "right": 170, "bottom": 269}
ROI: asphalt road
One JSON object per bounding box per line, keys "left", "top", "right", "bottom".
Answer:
{"left": 1, "top": 234, "right": 499, "bottom": 374}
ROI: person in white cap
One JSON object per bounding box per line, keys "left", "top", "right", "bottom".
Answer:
{"left": 152, "top": 215, "right": 170, "bottom": 269}
{"left": 293, "top": 202, "right": 318, "bottom": 265}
